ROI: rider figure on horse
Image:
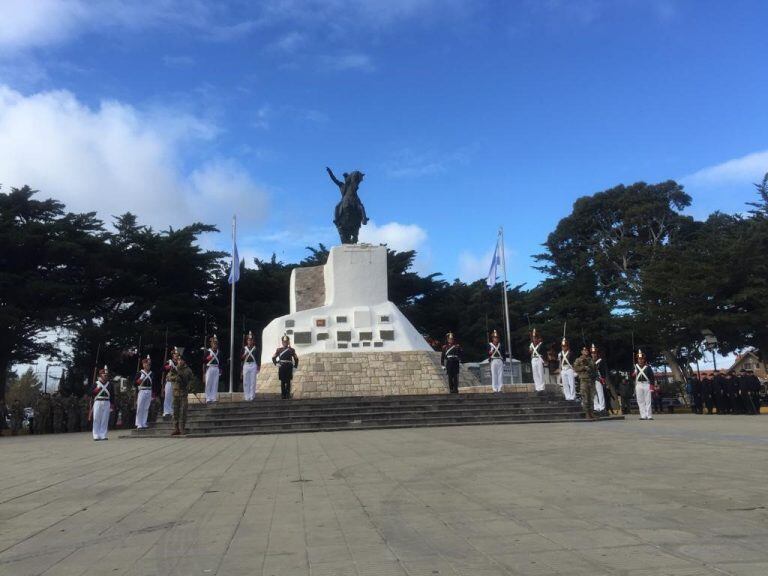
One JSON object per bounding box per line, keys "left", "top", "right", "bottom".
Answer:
{"left": 327, "top": 167, "right": 369, "bottom": 244}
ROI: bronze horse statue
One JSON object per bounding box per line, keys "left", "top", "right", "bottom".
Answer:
{"left": 326, "top": 167, "right": 369, "bottom": 244}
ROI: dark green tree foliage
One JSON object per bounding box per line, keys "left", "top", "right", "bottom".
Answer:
{"left": 5, "top": 175, "right": 768, "bottom": 396}
{"left": 67, "top": 215, "right": 224, "bottom": 387}
{"left": 537, "top": 181, "right": 692, "bottom": 313}
{"left": 0, "top": 186, "right": 103, "bottom": 402}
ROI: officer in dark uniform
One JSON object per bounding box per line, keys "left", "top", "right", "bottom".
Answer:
{"left": 272, "top": 335, "right": 299, "bottom": 399}
{"left": 722, "top": 371, "right": 735, "bottom": 414}
{"left": 702, "top": 374, "right": 714, "bottom": 414}
{"left": 619, "top": 373, "right": 634, "bottom": 415}
{"left": 747, "top": 370, "right": 761, "bottom": 414}
{"left": 690, "top": 375, "right": 703, "bottom": 414}
{"left": 713, "top": 371, "right": 726, "bottom": 414}
{"left": 440, "top": 332, "right": 463, "bottom": 394}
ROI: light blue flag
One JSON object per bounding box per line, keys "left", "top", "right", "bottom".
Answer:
{"left": 486, "top": 238, "right": 500, "bottom": 288}
{"left": 228, "top": 239, "right": 240, "bottom": 284}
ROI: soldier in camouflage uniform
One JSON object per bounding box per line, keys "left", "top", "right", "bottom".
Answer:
{"left": 38, "top": 393, "right": 52, "bottom": 434}
{"left": 66, "top": 396, "right": 80, "bottom": 433}
{"left": 10, "top": 399, "right": 24, "bottom": 436}
{"left": 81, "top": 395, "right": 91, "bottom": 432}
{"left": 166, "top": 348, "right": 194, "bottom": 436}
{"left": 573, "top": 346, "right": 597, "bottom": 420}
{"left": 52, "top": 393, "right": 65, "bottom": 433}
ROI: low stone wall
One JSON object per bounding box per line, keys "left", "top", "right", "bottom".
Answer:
{"left": 256, "top": 351, "right": 481, "bottom": 398}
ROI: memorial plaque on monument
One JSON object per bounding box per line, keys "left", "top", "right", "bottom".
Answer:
{"left": 337, "top": 330, "right": 352, "bottom": 342}
{"left": 294, "top": 331, "right": 312, "bottom": 345}
{"left": 336, "top": 315, "right": 348, "bottom": 324}
{"left": 317, "top": 332, "right": 329, "bottom": 341}
{"left": 359, "top": 331, "right": 373, "bottom": 341}
{"left": 380, "top": 330, "right": 395, "bottom": 341}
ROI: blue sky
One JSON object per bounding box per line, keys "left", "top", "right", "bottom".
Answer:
{"left": 2, "top": 0, "right": 767, "bottom": 292}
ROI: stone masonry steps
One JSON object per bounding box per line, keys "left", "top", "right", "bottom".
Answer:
{"left": 142, "top": 406, "right": 583, "bottom": 431}
{"left": 125, "top": 392, "right": 619, "bottom": 438}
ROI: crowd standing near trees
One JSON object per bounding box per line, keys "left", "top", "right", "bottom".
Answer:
{"left": 1, "top": 174, "right": 766, "bottom": 428}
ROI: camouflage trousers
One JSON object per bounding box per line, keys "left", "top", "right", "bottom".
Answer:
{"left": 580, "top": 378, "right": 595, "bottom": 417}
{"left": 173, "top": 394, "right": 188, "bottom": 428}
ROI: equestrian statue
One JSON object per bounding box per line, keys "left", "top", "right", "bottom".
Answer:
{"left": 326, "top": 166, "right": 369, "bottom": 244}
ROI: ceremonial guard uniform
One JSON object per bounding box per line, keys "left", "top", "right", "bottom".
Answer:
{"left": 558, "top": 339, "right": 576, "bottom": 401}
{"left": 241, "top": 331, "right": 259, "bottom": 401}
{"left": 204, "top": 335, "right": 220, "bottom": 404}
{"left": 167, "top": 348, "right": 194, "bottom": 435}
{"left": 440, "top": 332, "right": 463, "bottom": 394}
{"left": 591, "top": 344, "right": 606, "bottom": 413}
{"left": 487, "top": 330, "right": 507, "bottom": 393}
{"left": 272, "top": 335, "right": 299, "bottom": 399}
{"left": 162, "top": 353, "right": 175, "bottom": 418}
{"left": 632, "top": 350, "right": 655, "bottom": 420}
{"left": 574, "top": 346, "right": 596, "bottom": 419}
{"left": 90, "top": 366, "right": 114, "bottom": 440}
{"left": 134, "top": 355, "right": 153, "bottom": 429}
{"left": 529, "top": 329, "right": 546, "bottom": 393}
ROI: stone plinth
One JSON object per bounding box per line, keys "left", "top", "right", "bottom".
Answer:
{"left": 261, "top": 244, "right": 432, "bottom": 364}
{"left": 256, "top": 351, "right": 480, "bottom": 398}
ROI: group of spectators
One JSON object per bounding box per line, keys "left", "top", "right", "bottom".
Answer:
{"left": 0, "top": 383, "right": 164, "bottom": 436}
{"left": 687, "top": 370, "right": 762, "bottom": 415}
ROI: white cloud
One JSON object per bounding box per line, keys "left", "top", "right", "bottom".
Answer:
{"left": 319, "top": 53, "right": 375, "bottom": 72}
{"left": 1, "top": 0, "right": 471, "bottom": 54}
{"left": 0, "top": 0, "right": 87, "bottom": 50}
{"left": 0, "top": 0, "right": 210, "bottom": 52}
{"left": 458, "top": 249, "right": 495, "bottom": 283}
{"left": 458, "top": 242, "right": 515, "bottom": 283}
{"left": 359, "top": 221, "right": 427, "bottom": 252}
{"left": 384, "top": 145, "right": 475, "bottom": 179}
{"left": 0, "top": 85, "right": 268, "bottom": 232}
{"left": 682, "top": 150, "right": 768, "bottom": 188}
{"left": 162, "top": 55, "right": 196, "bottom": 67}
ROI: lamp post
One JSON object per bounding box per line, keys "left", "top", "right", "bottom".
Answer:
{"left": 701, "top": 329, "right": 718, "bottom": 371}
{"left": 44, "top": 364, "right": 61, "bottom": 394}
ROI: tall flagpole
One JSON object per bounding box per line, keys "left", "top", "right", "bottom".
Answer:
{"left": 499, "top": 227, "right": 513, "bottom": 367}
{"left": 229, "top": 215, "right": 236, "bottom": 395}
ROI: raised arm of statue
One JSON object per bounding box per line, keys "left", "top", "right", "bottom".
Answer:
{"left": 326, "top": 167, "right": 344, "bottom": 191}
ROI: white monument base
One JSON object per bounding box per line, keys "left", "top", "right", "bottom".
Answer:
{"left": 258, "top": 244, "right": 479, "bottom": 397}
{"left": 261, "top": 244, "right": 432, "bottom": 363}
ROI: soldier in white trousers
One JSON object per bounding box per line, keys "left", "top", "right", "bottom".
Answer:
{"left": 558, "top": 338, "right": 576, "bottom": 401}
{"left": 488, "top": 330, "right": 507, "bottom": 392}
{"left": 591, "top": 344, "right": 606, "bottom": 412}
{"left": 204, "top": 335, "right": 220, "bottom": 403}
{"left": 162, "top": 351, "right": 175, "bottom": 417}
{"left": 134, "top": 355, "right": 153, "bottom": 429}
{"left": 529, "top": 329, "right": 546, "bottom": 393}
{"left": 632, "top": 349, "right": 655, "bottom": 420}
{"left": 241, "top": 331, "right": 259, "bottom": 401}
{"left": 90, "top": 365, "right": 114, "bottom": 441}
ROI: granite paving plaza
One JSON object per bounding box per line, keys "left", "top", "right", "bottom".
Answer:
{"left": 1, "top": 415, "right": 767, "bottom": 576}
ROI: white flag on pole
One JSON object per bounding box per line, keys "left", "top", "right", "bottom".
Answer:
{"left": 486, "top": 236, "right": 501, "bottom": 288}
{"left": 228, "top": 236, "right": 240, "bottom": 284}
